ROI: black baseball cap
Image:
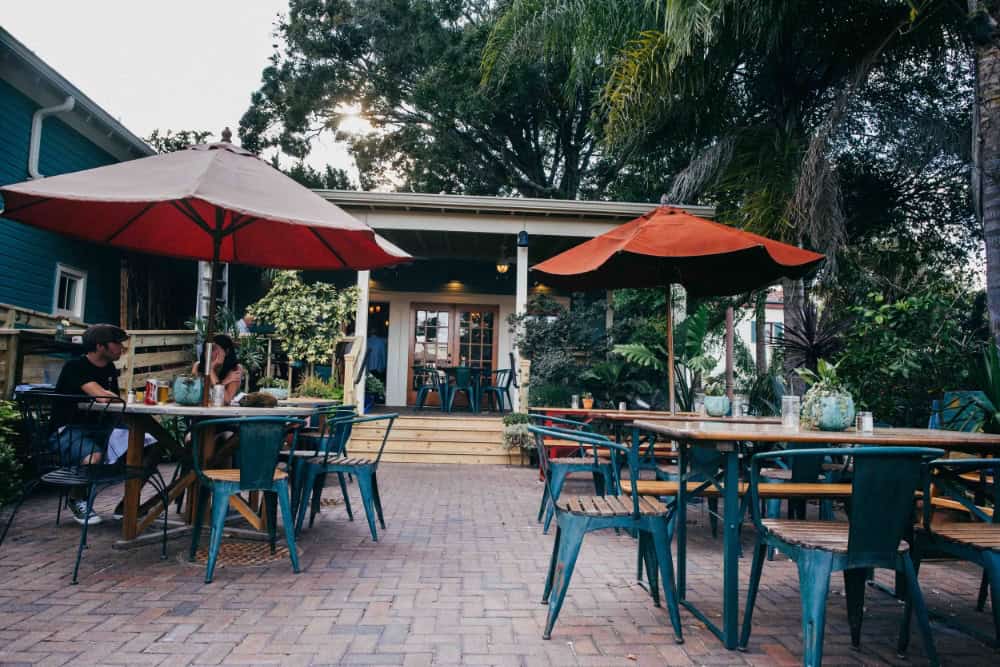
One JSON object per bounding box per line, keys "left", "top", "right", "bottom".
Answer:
{"left": 82, "top": 324, "right": 129, "bottom": 348}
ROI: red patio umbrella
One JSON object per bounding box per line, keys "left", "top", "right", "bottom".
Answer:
{"left": 532, "top": 206, "right": 824, "bottom": 410}
{"left": 0, "top": 139, "right": 411, "bottom": 401}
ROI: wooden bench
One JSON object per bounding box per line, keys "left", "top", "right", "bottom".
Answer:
{"left": 620, "top": 479, "right": 853, "bottom": 499}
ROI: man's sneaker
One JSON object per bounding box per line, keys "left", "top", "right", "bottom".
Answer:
{"left": 112, "top": 500, "right": 124, "bottom": 521}
{"left": 67, "top": 499, "right": 102, "bottom": 526}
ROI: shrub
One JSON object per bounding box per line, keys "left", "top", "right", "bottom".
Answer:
{"left": 0, "top": 401, "right": 23, "bottom": 507}
{"left": 258, "top": 376, "right": 290, "bottom": 389}
{"left": 295, "top": 376, "right": 343, "bottom": 400}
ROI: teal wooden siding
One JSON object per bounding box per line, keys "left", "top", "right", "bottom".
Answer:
{"left": 0, "top": 78, "right": 121, "bottom": 323}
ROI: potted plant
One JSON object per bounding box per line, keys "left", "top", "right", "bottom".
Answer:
{"left": 581, "top": 392, "right": 594, "bottom": 410}
{"left": 258, "top": 376, "right": 290, "bottom": 400}
{"left": 702, "top": 380, "right": 730, "bottom": 417}
{"left": 796, "top": 359, "right": 855, "bottom": 431}
{"left": 502, "top": 412, "right": 534, "bottom": 465}
{"left": 364, "top": 374, "right": 385, "bottom": 412}
{"left": 295, "top": 375, "right": 343, "bottom": 401}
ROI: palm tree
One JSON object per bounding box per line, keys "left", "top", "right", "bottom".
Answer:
{"left": 484, "top": 0, "right": 977, "bottom": 359}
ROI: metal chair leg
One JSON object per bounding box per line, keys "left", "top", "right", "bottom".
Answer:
{"left": 275, "top": 479, "right": 301, "bottom": 574}
{"left": 796, "top": 550, "right": 833, "bottom": 667}
{"left": 739, "top": 540, "right": 768, "bottom": 649}
{"left": 844, "top": 568, "right": 867, "bottom": 648}
{"left": 204, "top": 488, "right": 231, "bottom": 584}
{"left": 71, "top": 485, "right": 99, "bottom": 584}
{"left": 542, "top": 519, "right": 586, "bottom": 640}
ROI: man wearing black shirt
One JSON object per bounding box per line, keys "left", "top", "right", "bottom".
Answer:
{"left": 53, "top": 324, "right": 129, "bottom": 525}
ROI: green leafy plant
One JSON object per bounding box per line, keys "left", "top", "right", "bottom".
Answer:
{"left": 501, "top": 413, "right": 533, "bottom": 450}
{"left": 796, "top": 359, "right": 852, "bottom": 428}
{"left": 258, "top": 377, "right": 289, "bottom": 389}
{"left": 250, "top": 271, "right": 358, "bottom": 365}
{"left": 295, "top": 376, "right": 343, "bottom": 401}
{"left": 364, "top": 374, "right": 385, "bottom": 400}
{"left": 703, "top": 379, "right": 726, "bottom": 397}
{"left": 0, "top": 400, "right": 24, "bottom": 507}
{"left": 528, "top": 383, "right": 573, "bottom": 408}
{"left": 836, "top": 284, "right": 984, "bottom": 426}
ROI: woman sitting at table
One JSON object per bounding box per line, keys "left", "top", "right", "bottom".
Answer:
{"left": 191, "top": 334, "right": 244, "bottom": 405}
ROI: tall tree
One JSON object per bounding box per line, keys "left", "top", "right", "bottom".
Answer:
{"left": 486, "top": 0, "right": 979, "bottom": 380}
{"left": 969, "top": 3, "right": 1000, "bottom": 343}
{"left": 240, "top": 0, "right": 664, "bottom": 198}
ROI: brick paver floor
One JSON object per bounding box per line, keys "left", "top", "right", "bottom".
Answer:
{"left": 1, "top": 463, "right": 997, "bottom": 665}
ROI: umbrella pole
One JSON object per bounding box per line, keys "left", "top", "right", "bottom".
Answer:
{"left": 725, "top": 306, "right": 734, "bottom": 401}
{"left": 667, "top": 285, "right": 675, "bottom": 413}
{"left": 202, "top": 235, "right": 221, "bottom": 406}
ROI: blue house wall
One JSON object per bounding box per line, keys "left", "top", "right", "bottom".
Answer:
{"left": 0, "top": 78, "right": 122, "bottom": 323}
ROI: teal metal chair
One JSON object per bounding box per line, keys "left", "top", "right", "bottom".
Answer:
{"left": 188, "top": 417, "right": 304, "bottom": 584}
{"left": 482, "top": 368, "right": 514, "bottom": 412}
{"left": 446, "top": 366, "right": 478, "bottom": 412}
{"left": 294, "top": 413, "right": 398, "bottom": 541}
{"left": 739, "top": 447, "right": 943, "bottom": 666}
{"left": 527, "top": 414, "right": 614, "bottom": 533}
{"left": 913, "top": 458, "right": 1000, "bottom": 647}
{"left": 414, "top": 367, "right": 448, "bottom": 411}
{"left": 529, "top": 425, "right": 683, "bottom": 644}
{"left": 286, "top": 406, "right": 357, "bottom": 523}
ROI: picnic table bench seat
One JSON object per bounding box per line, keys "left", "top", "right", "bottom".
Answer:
{"left": 556, "top": 493, "right": 666, "bottom": 517}
{"left": 620, "top": 478, "right": 853, "bottom": 499}
{"left": 916, "top": 523, "right": 1000, "bottom": 549}
{"left": 762, "top": 519, "right": 909, "bottom": 553}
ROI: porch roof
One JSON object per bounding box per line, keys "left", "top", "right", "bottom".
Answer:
{"left": 317, "top": 191, "right": 716, "bottom": 263}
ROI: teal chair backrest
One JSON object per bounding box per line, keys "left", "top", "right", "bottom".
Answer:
{"left": 939, "top": 391, "right": 989, "bottom": 432}
{"left": 530, "top": 425, "right": 626, "bottom": 507}
{"left": 527, "top": 414, "right": 593, "bottom": 431}
{"left": 314, "top": 415, "right": 356, "bottom": 462}
{"left": 192, "top": 416, "right": 305, "bottom": 491}
{"left": 750, "top": 447, "right": 943, "bottom": 567}
{"left": 494, "top": 368, "right": 512, "bottom": 389}
{"left": 454, "top": 366, "right": 472, "bottom": 387}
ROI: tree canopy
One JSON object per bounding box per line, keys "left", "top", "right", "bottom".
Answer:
{"left": 239, "top": 0, "right": 673, "bottom": 198}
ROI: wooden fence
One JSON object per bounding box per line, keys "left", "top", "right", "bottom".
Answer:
{"left": 0, "top": 328, "right": 196, "bottom": 398}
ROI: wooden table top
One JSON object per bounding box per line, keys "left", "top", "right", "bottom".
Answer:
{"left": 84, "top": 402, "right": 316, "bottom": 418}
{"left": 533, "top": 407, "right": 780, "bottom": 424}
{"left": 277, "top": 397, "right": 342, "bottom": 408}
{"left": 632, "top": 419, "right": 1000, "bottom": 451}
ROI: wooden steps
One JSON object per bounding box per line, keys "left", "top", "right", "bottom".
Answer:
{"left": 348, "top": 414, "right": 514, "bottom": 464}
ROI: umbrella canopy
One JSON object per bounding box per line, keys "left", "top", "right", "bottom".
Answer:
{"left": 532, "top": 206, "right": 823, "bottom": 295}
{"left": 0, "top": 142, "right": 410, "bottom": 270}
{"left": 532, "top": 205, "right": 825, "bottom": 411}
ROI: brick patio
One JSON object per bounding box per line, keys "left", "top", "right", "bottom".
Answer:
{"left": 0, "top": 463, "right": 996, "bottom": 666}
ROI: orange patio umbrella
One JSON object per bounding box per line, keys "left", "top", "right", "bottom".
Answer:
{"left": 532, "top": 206, "right": 824, "bottom": 410}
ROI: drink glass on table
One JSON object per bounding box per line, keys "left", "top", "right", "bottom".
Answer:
{"left": 156, "top": 380, "right": 170, "bottom": 404}
{"left": 781, "top": 395, "right": 800, "bottom": 429}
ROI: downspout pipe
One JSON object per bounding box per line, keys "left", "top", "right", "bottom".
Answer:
{"left": 28, "top": 96, "right": 76, "bottom": 178}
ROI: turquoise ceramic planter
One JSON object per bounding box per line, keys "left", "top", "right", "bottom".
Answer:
{"left": 704, "top": 396, "right": 730, "bottom": 417}
{"left": 814, "top": 394, "right": 855, "bottom": 431}
{"left": 172, "top": 375, "right": 203, "bottom": 405}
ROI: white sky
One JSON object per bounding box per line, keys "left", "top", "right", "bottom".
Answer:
{"left": 3, "top": 1, "right": 354, "bottom": 175}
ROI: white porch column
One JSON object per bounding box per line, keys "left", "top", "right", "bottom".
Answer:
{"left": 354, "top": 270, "right": 370, "bottom": 413}
{"left": 514, "top": 233, "right": 529, "bottom": 412}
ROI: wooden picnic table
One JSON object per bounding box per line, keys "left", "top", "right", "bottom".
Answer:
{"left": 630, "top": 419, "right": 1000, "bottom": 650}
{"left": 84, "top": 402, "right": 315, "bottom": 545}
{"left": 532, "top": 406, "right": 781, "bottom": 425}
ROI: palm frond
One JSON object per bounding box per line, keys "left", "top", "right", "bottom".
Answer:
{"left": 613, "top": 342, "right": 667, "bottom": 371}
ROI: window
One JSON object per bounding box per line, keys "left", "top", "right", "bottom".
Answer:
{"left": 53, "top": 263, "right": 86, "bottom": 319}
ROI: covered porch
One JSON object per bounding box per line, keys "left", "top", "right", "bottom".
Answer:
{"left": 326, "top": 192, "right": 714, "bottom": 413}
